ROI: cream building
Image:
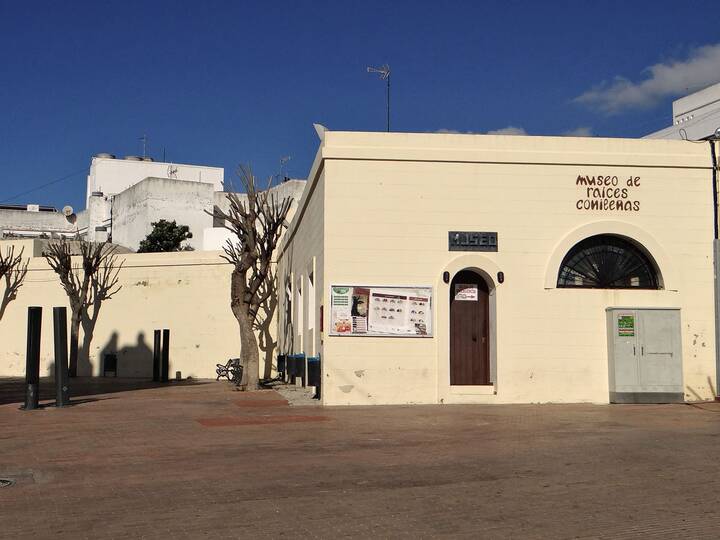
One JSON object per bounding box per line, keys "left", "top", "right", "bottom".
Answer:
{"left": 277, "top": 131, "right": 719, "bottom": 406}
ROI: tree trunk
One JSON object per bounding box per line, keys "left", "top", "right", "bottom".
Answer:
{"left": 238, "top": 310, "right": 260, "bottom": 390}
{"left": 69, "top": 310, "right": 81, "bottom": 378}
{"left": 230, "top": 269, "right": 260, "bottom": 390}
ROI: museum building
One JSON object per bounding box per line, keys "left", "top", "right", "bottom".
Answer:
{"left": 276, "top": 130, "right": 718, "bottom": 406}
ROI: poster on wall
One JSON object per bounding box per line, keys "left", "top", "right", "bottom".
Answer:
{"left": 454, "top": 283, "right": 478, "bottom": 301}
{"left": 618, "top": 314, "right": 635, "bottom": 337}
{"left": 330, "top": 285, "right": 433, "bottom": 337}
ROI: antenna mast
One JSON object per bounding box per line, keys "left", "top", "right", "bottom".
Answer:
{"left": 367, "top": 64, "right": 391, "bottom": 132}
{"left": 280, "top": 156, "right": 291, "bottom": 182}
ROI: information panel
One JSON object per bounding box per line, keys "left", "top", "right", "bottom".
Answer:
{"left": 329, "top": 285, "right": 433, "bottom": 337}
{"left": 618, "top": 314, "right": 635, "bottom": 337}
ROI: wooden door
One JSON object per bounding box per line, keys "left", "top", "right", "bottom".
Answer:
{"left": 450, "top": 270, "right": 490, "bottom": 385}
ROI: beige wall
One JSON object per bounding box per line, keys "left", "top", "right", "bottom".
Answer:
{"left": 0, "top": 243, "right": 250, "bottom": 380}
{"left": 279, "top": 131, "right": 717, "bottom": 406}
{"left": 277, "top": 167, "right": 325, "bottom": 360}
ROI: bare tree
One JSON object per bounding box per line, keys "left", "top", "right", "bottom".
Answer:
{"left": 211, "top": 166, "right": 292, "bottom": 390}
{"left": 44, "top": 240, "right": 123, "bottom": 377}
{"left": 0, "top": 245, "right": 29, "bottom": 320}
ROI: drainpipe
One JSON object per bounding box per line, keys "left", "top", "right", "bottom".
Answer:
{"left": 711, "top": 139, "right": 720, "bottom": 400}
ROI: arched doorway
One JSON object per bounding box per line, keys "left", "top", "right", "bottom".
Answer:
{"left": 450, "top": 270, "right": 490, "bottom": 385}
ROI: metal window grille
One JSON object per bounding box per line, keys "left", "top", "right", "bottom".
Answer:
{"left": 557, "top": 235, "right": 660, "bottom": 289}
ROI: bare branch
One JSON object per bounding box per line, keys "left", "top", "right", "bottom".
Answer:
{"left": 44, "top": 238, "right": 124, "bottom": 375}
{"left": 0, "top": 245, "right": 29, "bottom": 320}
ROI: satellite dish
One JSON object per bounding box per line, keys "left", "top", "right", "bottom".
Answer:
{"left": 63, "top": 205, "right": 77, "bottom": 224}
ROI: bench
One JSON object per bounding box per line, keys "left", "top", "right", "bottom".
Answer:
{"left": 216, "top": 358, "right": 243, "bottom": 386}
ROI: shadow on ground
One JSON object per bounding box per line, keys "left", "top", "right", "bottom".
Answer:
{"left": 26, "top": 397, "right": 114, "bottom": 409}
{"left": 0, "top": 377, "right": 210, "bottom": 406}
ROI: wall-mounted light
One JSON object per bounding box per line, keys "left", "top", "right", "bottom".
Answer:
{"left": 497, "top": 271, "right": 505, "bottom": 284}
{"left": 443, "top": 271, "right": 450, "bottom": 284}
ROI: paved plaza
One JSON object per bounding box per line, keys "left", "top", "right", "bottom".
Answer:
{"left": 1, "top": 378, "right": 720, "bottom": 539}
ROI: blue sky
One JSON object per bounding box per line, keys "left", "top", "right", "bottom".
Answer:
{"left": 2, "top": 1, "right": 720, "bottom": 210}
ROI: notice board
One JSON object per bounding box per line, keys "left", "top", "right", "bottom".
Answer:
{"left": 329, "top": 285, "right": 433, "bottom": 337}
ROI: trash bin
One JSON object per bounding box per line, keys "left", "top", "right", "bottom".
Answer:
{"left": 287, "top": 355, "right": 297, "bottom": 382}
{"left": 293, "top": 354, "right": 306, "bottom": 386}
{"left": 307, "top": 356, "right": 320, "bottom": 386}
{"left": 277, "top": 354, "right": 287, "bottom": 380}
{"left": 307, "top": 356, "right": 321, "bottom": 399}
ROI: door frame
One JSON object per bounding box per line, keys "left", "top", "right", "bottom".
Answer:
{"left": 437, "top": 255, "right": 501, "bottom": 403}
{"left": 449, "top": 269, "right": 491, "bottom": 386}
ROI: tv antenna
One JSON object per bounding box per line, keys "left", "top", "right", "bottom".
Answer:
{"left": 280, "top": 156, "right": 291, "bottom": 182}
{"left": 367, "top": 64, "right": 391, "bottom": 132}
{"left": 139, "top": 134, "right": 148, "bottom": 158}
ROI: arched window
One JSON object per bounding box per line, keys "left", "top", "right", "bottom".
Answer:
{"left": 557, "top": 235, "right": 661, "bottom": 289}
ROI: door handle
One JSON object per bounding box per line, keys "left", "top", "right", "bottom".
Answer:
{"left": 641, "top": 346, "right": 644, "bottom": 356}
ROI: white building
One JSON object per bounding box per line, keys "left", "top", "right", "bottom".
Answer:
{"left": 1, "top": 153, "right": 306, "bottom": 252}
{"left": 86, "top": 154, "right": 224, "bottom": 205}
{"left": 645, "top": 82, "right": 720, "bottom": 140}
{"left": 0, "top": 204, "right": 80, "bottom": 239}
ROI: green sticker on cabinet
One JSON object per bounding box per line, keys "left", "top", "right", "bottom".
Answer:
{"left": 618, "top": 315, "right": 635, "bottom": 337}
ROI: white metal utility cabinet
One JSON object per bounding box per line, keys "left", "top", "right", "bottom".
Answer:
{"left": 606, "top": 308, "right": 683, "bottom": 403}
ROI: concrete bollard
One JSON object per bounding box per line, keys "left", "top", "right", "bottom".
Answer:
{"left": 53, "top": 307, "right": 70, "bottom": 407}
{"left": 23, "top": 307, "right": 42, "bottom": 411}
{"left": 153, "top": 330, "right": 161, "bottom": 382}
{"left": 161, "top": 329, "right": 170, "bottom": 383}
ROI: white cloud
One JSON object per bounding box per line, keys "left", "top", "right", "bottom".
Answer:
{"left": 485, "top": 126, "right": 527, "bottom": 135}
{"left": 562, "top": 126, "right": 593, "bottom": 137}
{"left": 436, "top": 126, "right": 527, "bottom": 135}
{"left": 575, "top": 43, "right": 720, "bottom": 114}
{"left": 436, "top": 126, "right": 593, "bottom": 137}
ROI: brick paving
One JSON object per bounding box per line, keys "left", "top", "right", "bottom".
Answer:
{"left": 1, "top": 378, "right": 720, "bottom": 539}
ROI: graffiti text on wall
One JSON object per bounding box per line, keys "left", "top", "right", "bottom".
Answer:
{"left": 575, "top": 175, "right": 640, "bottom": 212}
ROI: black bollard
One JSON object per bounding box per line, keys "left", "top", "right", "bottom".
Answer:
{"left": 53, "top": 307, "right": 70, "bottom": 407}
{"left": 161, "top": 329, "right": 170, "bottom": 383}
{"left": 23, "top": 307, "right": 42, "bottom": 411}
{"left": 152, "top": 330, "right": 161, "bottom": 382}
